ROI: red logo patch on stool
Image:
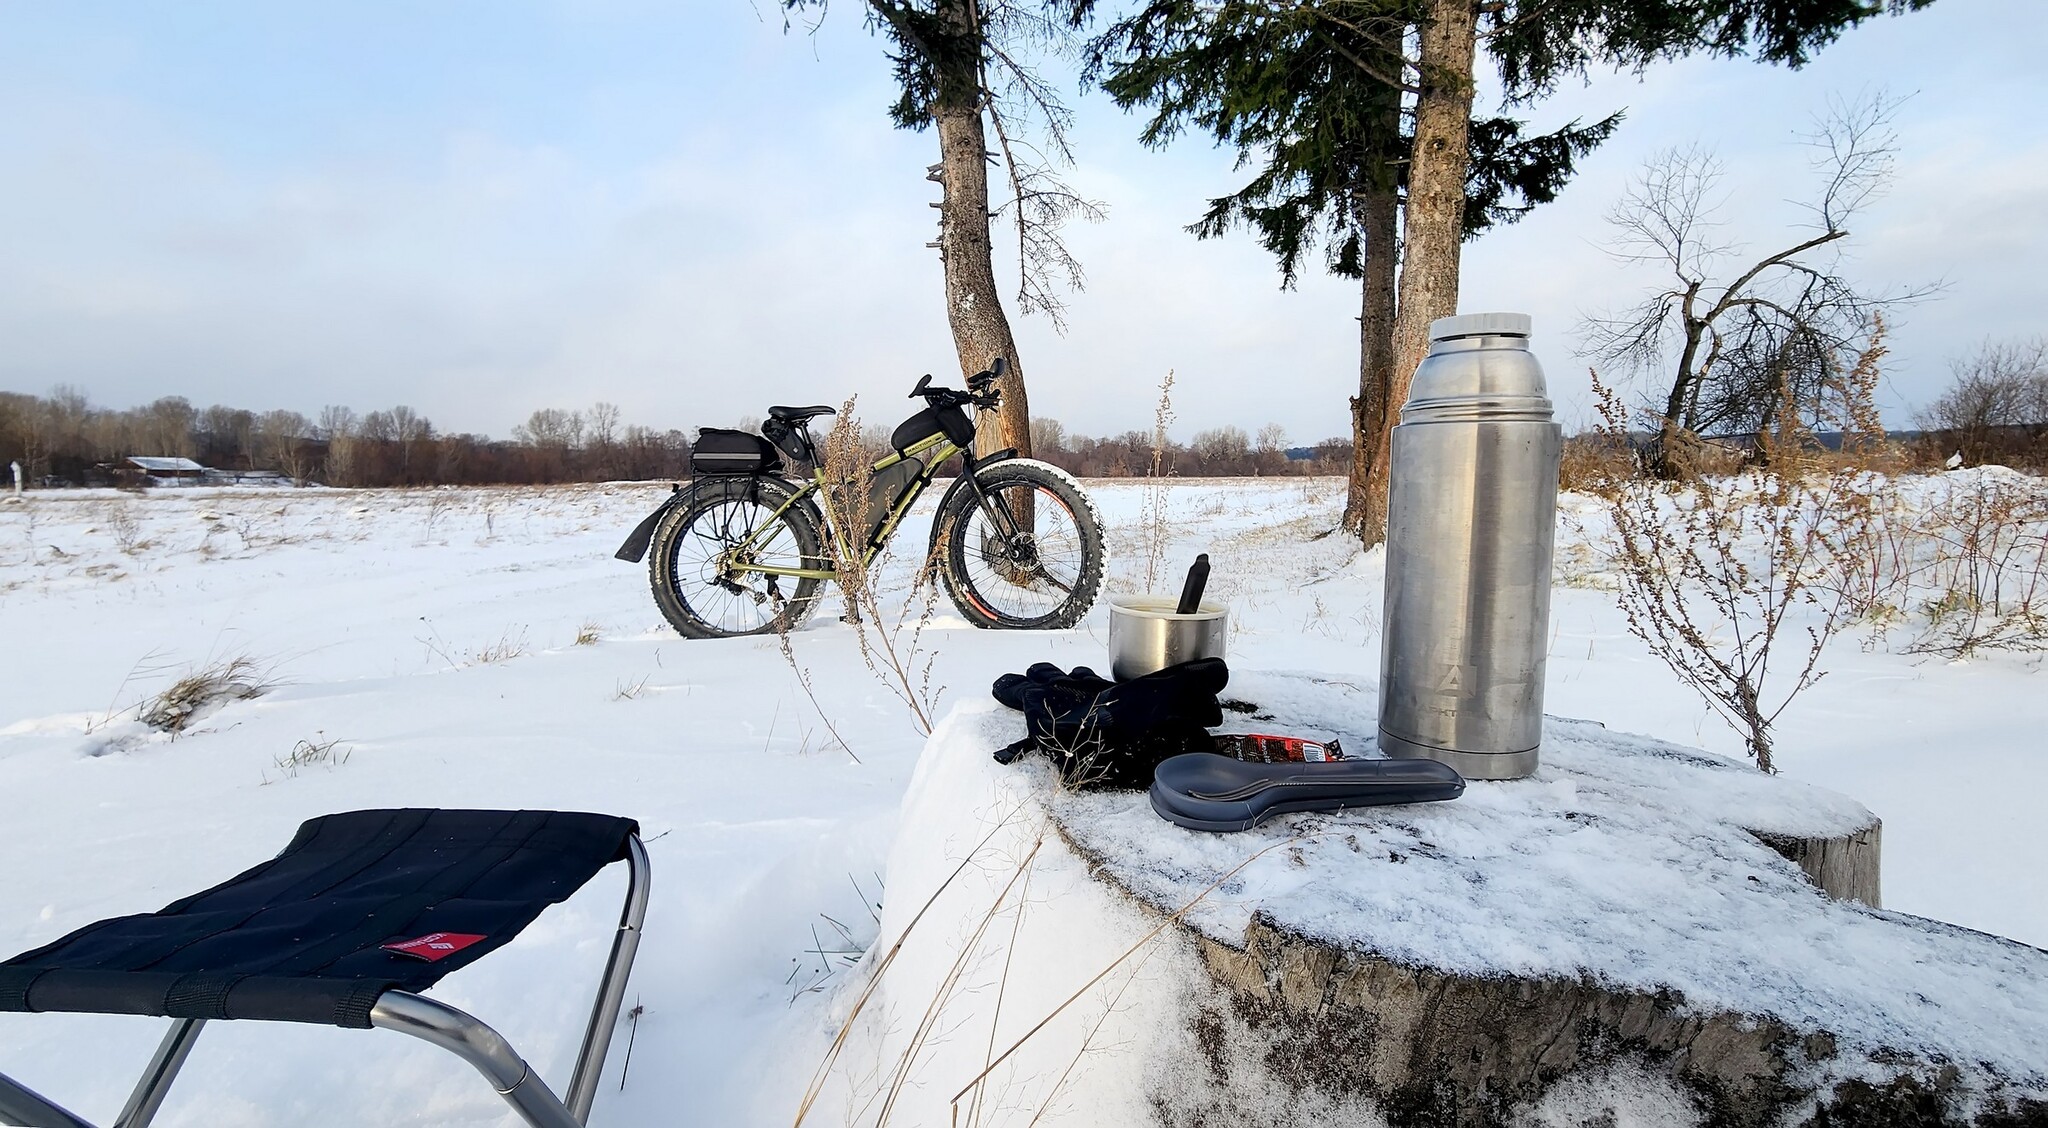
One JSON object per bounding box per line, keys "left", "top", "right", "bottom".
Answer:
{"left": 380, "top": 932, "right": 487, "bottom": 962}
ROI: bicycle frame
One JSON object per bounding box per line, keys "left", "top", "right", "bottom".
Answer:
{"left": 719, "top": 430, "right": 1017, "bottom": 582}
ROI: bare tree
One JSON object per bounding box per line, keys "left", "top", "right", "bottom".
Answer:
{"left": 1029, "top": 415, "right": 1068, "bottom": 455}
{"left": 1919, "top": 338, "right": 2048, "bottom": 468}
{"left": 1190, "top": 424, "right": 1250, "bottom": 472}
{"left": 255, "top": 410, "right": 312, "bottom": 483}
{"left": 784, "top": 0, "right": 1103, "bottom": 464}
{"left": 513, "top": 408, "right": 583, "bottom": 450}
{"left": 318, "top": 405, "right": 359, "bottom": 486}
{"left": 359, "top": 410, "right": 396, "bottom": 444}
{"left": 1581, "top": 93, "right": 1933, "bottom": 472}
{"left": 588, "top": 401, "right": 622, "bottom": 479}
{"left": 145, "top": 397, "right": 197, "bottom": 458}
{"left": 316, "top": 405, "right": 356, "bottom": 441}
{"left": 1255, "top": 421, "right": 1289, "bottom": 473}
{"left": 387, "top": 405, "right": 432, "bottom": 483}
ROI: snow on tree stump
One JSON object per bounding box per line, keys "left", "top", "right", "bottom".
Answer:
{"left": 1755, "top": 822, "right": 1883, "bottom": 907}
{"left": 815, "top": 673, "right": 2048, "bottom": 1128}
{"left": 1051, "top": 672, "right": 2046, "bottom": 1127}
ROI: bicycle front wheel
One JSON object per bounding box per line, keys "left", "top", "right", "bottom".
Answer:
{"left": 648, "top": 476, "right": 827, "bottom": 638}
{"left": 936, "top": 460, "right": 1104, "bottom": 629}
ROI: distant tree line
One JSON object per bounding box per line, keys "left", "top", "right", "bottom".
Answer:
{"left": 1025, "top": 418, "right": 1350, "bottom": 478}
{"left": 0, "top": 389, "right": 693, "bottom": 487}
{"left": 0, "top": 387, "right": 1353, "bottom": 488}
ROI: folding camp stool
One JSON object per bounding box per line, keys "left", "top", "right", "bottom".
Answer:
{"left": 0, "top": 808, "right": 650, "bottom": 1128}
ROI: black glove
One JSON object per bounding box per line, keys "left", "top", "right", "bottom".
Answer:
{"left": 989, "top": 658, "right": 1228, "bottom": 789}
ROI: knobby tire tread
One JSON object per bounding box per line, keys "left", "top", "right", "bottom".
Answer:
{"left": 936, "top": 460, "right": 1105, "bottom": 630}
{"left": 648, "top": 476, "right": 825, "bottom": 639}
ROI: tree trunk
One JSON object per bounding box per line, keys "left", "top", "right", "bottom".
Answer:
{"left": 1358, "top": 0, "right": 1478, "bottom": 547}
{"left": 1651, "top": 321, "right": 1706, "bottom": 478}
{"left": 1343, "top": 187, "right": 1400, "bottom": 534}
{"left": 926, "top": 1, "right": 1031, "bottom": 463}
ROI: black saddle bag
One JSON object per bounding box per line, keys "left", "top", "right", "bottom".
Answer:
{"left": 692, "top": 428, "right": 783, "bottom": 476}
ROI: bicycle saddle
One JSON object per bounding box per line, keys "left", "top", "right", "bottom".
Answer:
{"left": 768, "top": 405, "right": 836, "bottom": 423}
{"left": 1149, "top": 752, "right": 1465, "bottom": 832}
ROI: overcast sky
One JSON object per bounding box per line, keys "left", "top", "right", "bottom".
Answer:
{"left": 2, "top": 1, "right": 2041, "bottom": 443}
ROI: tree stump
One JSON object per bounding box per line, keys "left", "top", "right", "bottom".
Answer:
{"left": 822, "top": 677, "right": 2047, "bottom": 1128}
{"left": 1756, "top": 822, "right": 1882, "bottom": 907}
{"left": 1046, "top": 674, "right": 2048, "bottom": 1127}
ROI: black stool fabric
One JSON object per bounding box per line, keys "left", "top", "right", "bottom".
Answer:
{"left": 0, "top": 809, "right": 638, "bottom": 1028}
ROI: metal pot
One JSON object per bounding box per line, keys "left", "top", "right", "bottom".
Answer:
{"left": 1108, "top": 595, "right": 1228, "bottom": 682}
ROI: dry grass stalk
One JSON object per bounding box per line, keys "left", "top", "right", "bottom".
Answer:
{"left": 869, "top": 836, "right": 1047, "bottom": 1127}
{"left": 792, "top": 809, "right": 1027, "bottom": 1127}
{"left": 273, "top": 732, "right": 349, "bottom": 777}
{"left": 574, "top": 621, "right": 603, "bottom": 646}
{"left": 946, "top": 832, "right": 1310, "bottom": 1115}
{"left": 469, "top": 630, "right": 528, "bottom": 664}
{"left": 1587, "top": 329, "right": 1891, "bottom": 772}
{"left": 814, "top": 398, "right": 945, "bottom": 736}
{"left": 101, "top": 501, "right": 145, "bottom": 555}
{"left": 1795, "top": 361, "right": 2047, "bottom": 657}
{"left": 772, "top": 625, "right": 861, "bottom": 763}
{"left": 1137, "top": 370, "right": 1177, "bottom": 593}
{"left": 140, "top": 656, "right": 273, "bottom": 733}
{"left": 963, "top": 851, "right": 1035, "bottom": 1128}
{"left": 1557, "top": 431, "right": 1637, "bottom": 496}
{"left": 1019, "top": 944, "right": 1161, "bottom": 1127}
{"left": 1900, "top": 474, "right": 2048, "bottom": 655}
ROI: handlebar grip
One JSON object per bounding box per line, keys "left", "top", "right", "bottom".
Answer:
{"left": 910, "top": 373, "right": 933, "bottom": 398}
{"left": 992, "top": 357, "right": 1007, "bottom": 377}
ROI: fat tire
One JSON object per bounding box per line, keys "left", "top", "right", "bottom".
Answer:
{"left": 937, "top": 459, "right": 1105, "bottom": 630}
{"left": 648, "top": 476, "right": 826, "bottom": 639}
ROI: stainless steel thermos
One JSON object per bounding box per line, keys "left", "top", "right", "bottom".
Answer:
{"left": 1378, "top": 312, "right": 1560, "bottom": 780}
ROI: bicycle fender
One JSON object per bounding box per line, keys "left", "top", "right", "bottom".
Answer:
{"left": 615, "top": 486, "right": 686, "bottom": 563}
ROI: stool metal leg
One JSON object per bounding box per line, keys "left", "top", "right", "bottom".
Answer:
{"left": 0, "top": 1072, "right": 97, "bottom": 1128}
{"left": 113, "top": 1019, "right": 204, "bottom": 1128}
{"left": 566, "top": 834, "right": 651, "bottom": 1123}
{"left": 370, "top": 993, "right": 580, "bottom": 1128}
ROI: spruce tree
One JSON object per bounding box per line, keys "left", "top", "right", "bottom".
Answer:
{"left": 1095, "top": 0, "right": 1935, "bottom": 544}
{"left": 1094, "top": 0, "right": 1613, "bottom": 535}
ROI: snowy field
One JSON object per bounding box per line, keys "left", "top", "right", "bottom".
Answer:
{"left": 1, "top": 476, "right": 2043, "bottom": 1126}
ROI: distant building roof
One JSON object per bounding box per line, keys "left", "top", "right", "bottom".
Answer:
{"left": 127, "top": 456, "right": 207, "bottom": 473}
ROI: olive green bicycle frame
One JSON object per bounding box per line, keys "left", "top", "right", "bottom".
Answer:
{"left": 721, "top": 430, "right": 970, "bottom": 582}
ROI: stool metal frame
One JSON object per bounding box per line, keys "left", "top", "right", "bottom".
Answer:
{"left": 0, "top": 836, "right": 649, "bottom": 1128}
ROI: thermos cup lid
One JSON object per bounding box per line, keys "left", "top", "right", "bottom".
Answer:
{"left": 1429, "top": 311, "right": 1532, "bottom": 341}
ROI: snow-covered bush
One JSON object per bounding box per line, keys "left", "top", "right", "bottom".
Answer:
{"left": 1832, "top": 467, "right": 2048, "bottom": 656}
{"left": 1586, "top": 338, "right": 1889, "bottom": 772}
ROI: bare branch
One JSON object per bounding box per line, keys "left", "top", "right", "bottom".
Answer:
{"left": 1801, "top": 89, "right": 1904, "bottom": 232}
{"left": 977, "top": 20, "right": 1105, "bottom": 330}
{"left": 1578, "top": 92, "right": 1935, "bottom": 442}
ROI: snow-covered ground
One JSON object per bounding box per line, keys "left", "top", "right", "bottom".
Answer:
{"left": 0, "top": 477, "right": 2043, "bottom": 1125}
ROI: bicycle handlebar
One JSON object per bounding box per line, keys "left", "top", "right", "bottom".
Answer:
{"left": 910, "top": 357, "right": 1005, "bottom": 412}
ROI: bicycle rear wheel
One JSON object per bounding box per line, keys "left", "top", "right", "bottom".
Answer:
{"left": 936, "top": 460, "right": 1104, "bottom": 629}
{"left": 648, "top": 477, "right": 827, "bottom": 638}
